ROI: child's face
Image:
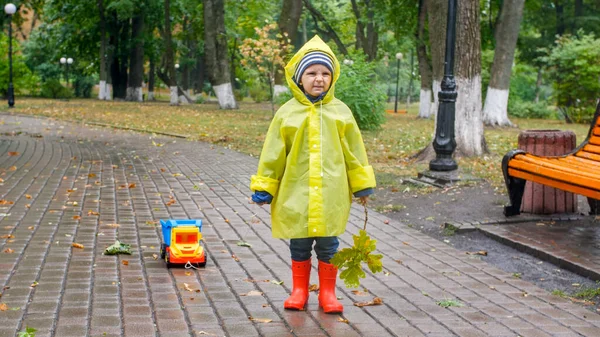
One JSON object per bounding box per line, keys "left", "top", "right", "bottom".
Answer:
{"left": 300, "top": 64, "right": 332, "bottom": 97}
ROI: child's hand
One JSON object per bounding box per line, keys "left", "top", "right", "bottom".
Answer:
{"left": 359, "top": 196, "right": 369, "bottom": 205}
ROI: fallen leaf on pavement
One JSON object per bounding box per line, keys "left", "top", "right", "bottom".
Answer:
{"left": 72, "top": 243, "right": 84, "bottom": 249}
{"left": 106, "top": 224, "right": 120, "bottom": 228}
{"left": 232, "top": 255, "right": 239, "bottom": 262}
{"left": 30, "top": 281, "right": 38, "bottom": 288}
{"left": 152, "top": 254, "right": 158, "bottom": 260}
{"left": 183, "top": 283, "right": 198, "bottom": 292}
{"left": 402, "top": 241, "right": 410, "bottom": 246}
{"left": 270, "top": 280, "right": 284, "bottom": 285}
{"left": 337, "top": 318, "right": 349, "bottom": 323}
{"left": 0, "top": 234, "right": 14, "bottom": 239}
{"left": 122, "top": 260, "right": 129, "bottom": 266}
{"left": 4, "top": 248, "right": 14, "bottom": 253}
{"left": 249, "top": 317, "right": 272, "bottom": 323}
{"left": 25, "top": 194, "right": 32, "bottom": 199}
{"left": 128, "top": 183, "right": 136, "bottom": 188}
{"left": 8, "top": 166, "right": 16, "bottom": 171}
{"left": 73, "top": 216, "right": 81, "bottom": 220}
{"left": 308, "top": 284, "right": 319, "bottom": 292}
{"left": 0, "top": 303, "right": 7, "bottom": 311}
{"left": 466, "top": 250, "right": 487, "bottom": 256}
{"left": 0, "top": 200, "right": 14, "bottom": 205}
{"left": 383, "top": 219, "right": 390, "bottom": 224}
{"left": 87, "top": 210, "right": 99, "bottom": 216}
{"left": 237, "top": 241, "right": 252, "bottom": 247}
{"left": 354, "top": 297, "right": 383, "bottom": 307}
{"left": 351, "top": 290, "right": 369, "bottom": 296}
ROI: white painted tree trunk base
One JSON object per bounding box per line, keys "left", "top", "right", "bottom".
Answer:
{"left": 126, "top": 87, "right": 143, "bottom": 102}
{"left": 273, "top": 85, "right": 289, "bottom": 97}
{"left": 98, "top": 81, "right": 107, "bottom": 100}
{"left": 179, "top": 95, "right": 190, "bottom": 104}
{"left": 483, "top": 87, "right": 513, "bottom": 126}
{"left": 214, "top": 83, "right": 238, "bottom": 109}
{"left": 147, "top": 92, "right": 155, "bottom": 101}
{"left": 455, "top": 76, "right": 486, "bottom": 157}
{"left": 429, "top": 80, "right": 441, "bottom": 118}
{"left": 98, "top": 81, "right": 112, "bottom": 100}
{"left": 169, "top": 86, "right": 179, "bottom": 105}
{"left": 418, "top": 89, "right": 432, "bottom": 119}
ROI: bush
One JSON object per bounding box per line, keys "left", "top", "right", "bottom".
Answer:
{"left": 248, "top": 81, "right": 269, "bottom": 103}
{"left": 40, "top": 79, "right": 73, "bottom": 99}
{"left": 543, "top": 32, "right": 600, "bottom": 121}
{"left": 275, "top": 89, "right": 293, "bottom": 106}
{"left": 73, "top": 75, "right": 95, "bottom": 98}
{"left": 336, "top": 53, "right": 386, "bottom": 130}
{"left": 508, "top": 100, "right": 556, "bottom": 119}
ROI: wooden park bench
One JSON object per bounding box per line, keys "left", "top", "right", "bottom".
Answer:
{"left": 502, "top": 102, "right": 600, "bottom": 216}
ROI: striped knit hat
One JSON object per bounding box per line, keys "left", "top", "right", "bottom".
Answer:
{"left": 293, "top": 51, "right": 334, "bottom": 84}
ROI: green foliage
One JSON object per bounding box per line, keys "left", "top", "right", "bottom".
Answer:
{"left": 248, "top": 81, "right": 269, "bottom": 103}
{"left": 436, "top": 298, "right": 463, "bottom": 308}
{"left": 330, "top": 230, "right": 383, "bottom": 288}
{"left": 508, "top": 100, "right": 556, "bottom": 119}
{"left": 275, "top": 90, "right": 293, "bottom": 106}
{"left": 17, "top": 327, "right": 37, "bottom": 337}
{"left": 542, "top": 32, "right": 600, "bottom": 121}
{"left": 40, "top": 80, "right": 73, "bottom": 99}
{"left": 337, "top": 54, "right": 386, "bottom": 130}
{"left": 74, "top": 75, "right": 96, "bottom": 98}
{"left": 104, "top": 240, "right": 132, "bottom": 255}
{"left": 574, "top": 286, "right": 600, "bottom": 301}
{"left": 0, "top": 35, "right": 40, "bottom": 96}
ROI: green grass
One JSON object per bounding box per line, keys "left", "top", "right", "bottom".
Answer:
{"left": 6, "top": 98, "right": 592, "bottom": 190}
{"left": 551, "top": 289, "right": 568, "bottom": 298}
{"left": 573, "top": 287, "right": 600, "bottom": 301}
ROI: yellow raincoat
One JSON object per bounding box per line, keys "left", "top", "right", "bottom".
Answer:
{"left": 250, "top": 35, "right": 376, "bottom": 239}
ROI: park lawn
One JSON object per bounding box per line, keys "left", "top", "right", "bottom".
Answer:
{"left": 8, "top": 97, "right": 591, "bottom": 190}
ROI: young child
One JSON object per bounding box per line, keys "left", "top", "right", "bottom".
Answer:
{"left": 250, "top": 35, "right": 375, "bottom": 314}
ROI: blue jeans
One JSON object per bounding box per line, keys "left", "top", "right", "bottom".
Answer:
{"left": 290, "top": 237, "right": 339, "bottom": 263}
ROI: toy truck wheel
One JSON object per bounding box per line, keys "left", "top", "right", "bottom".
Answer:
{"left": 160, "top": 243, "right": 167, "bottom": 259}
{"left": 165, "top": 251, "right": 172, "bottom": 268}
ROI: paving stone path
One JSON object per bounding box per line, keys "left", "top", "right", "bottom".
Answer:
{"left": 1, "top": 114, "right": 600, "bottom": 337}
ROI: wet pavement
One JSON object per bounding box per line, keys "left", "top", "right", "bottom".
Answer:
{"left": 2, "top": 113, "right": 600, "bottom": 337}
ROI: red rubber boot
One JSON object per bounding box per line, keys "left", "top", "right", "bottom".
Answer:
{"left": 318, "top": 260, "right": 343, "bottom": 313}
{"left": 284, "top": 259, "right": 311, "bottom": 310}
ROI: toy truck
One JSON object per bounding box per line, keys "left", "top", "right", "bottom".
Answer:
{"left": 159, "top": 219, "right": 206, "bottom": 267}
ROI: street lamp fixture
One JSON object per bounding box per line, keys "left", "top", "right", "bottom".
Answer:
{"left": 174, "top": 63, "right": 180, "bottom": 69}
{"left": 429, "top": 0, "right": 458, "bottom": 171}
{"left": 394, "top": 52, "right": 403, "bottom": 113}
{"left": 5, "top": 3, "right": 16, "bottom": 108}
{"left": 60, "top": 57, "right": 74, "bottom": 86}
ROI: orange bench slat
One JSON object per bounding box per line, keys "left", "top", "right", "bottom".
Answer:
{"left": 508, "top": 168, "right": 600, "bottom": 199}
{"left": 511, "top": 154, "right": 600, "bottom": 181}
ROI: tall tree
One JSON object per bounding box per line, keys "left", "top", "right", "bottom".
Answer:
{"left": 126, "top": 8, "right": 145, "bottom": 101}
{"left": 426, "top": 0, "right": 446, "bottom": 119}
{"left": 97, "top": 0, "right": 110, "bottom": 100}
{"left": 159, "top": 0, "right": 178, "bottom": 105}
{"left": 350, "top": 0, "right": 378, "bottom": 61}
{"left": 454, "top": 0, "right": 486, "bottom": 156}
{"left": 274, "top": 0, "right": 302, "bottom": 92}
{"left": 482, "top": 0, "right": 525, "bottom": 126}
{"left": 302, "top": 0, "right": 349, "bottom": 55}
{"left": 204, "top": 0, "right": 237, "bottom": 109}
{"left": 416, "top": 0, "right": 432, "bottom": 118}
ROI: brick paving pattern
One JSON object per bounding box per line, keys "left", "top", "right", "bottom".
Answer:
{"left": 1, "top": 114, "right": 600, "bottom": 336}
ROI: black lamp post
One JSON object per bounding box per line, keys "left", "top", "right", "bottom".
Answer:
{"left": 5, "top": 3, "right": 16, "bottom": 108}
{"left": 393, "top": 52, "right": 403, "bottom": 113}
{"left": 429, "top": 0, "right": 458, "bottom": 171}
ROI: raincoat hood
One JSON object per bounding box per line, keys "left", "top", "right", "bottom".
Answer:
{"left": 285, "top": 35, "right": 341, "bottom": 105}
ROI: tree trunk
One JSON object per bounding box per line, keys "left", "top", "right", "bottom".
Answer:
{"left": 126, "top": 11, "right": 145, "bottom": 102}
{"left": 427, "top": 0, "right": 447, "bottom": 119}
{"left": 454, "top": 0, "right": 486, "bottom": 156}
{"left": 482, "top": 0, "right": 524, "bottom": 126}
{"left": 97, "top": 0, "right": 109, "bottom": 100}
{"left": 416, "top": 0, "right": 432, "bottom": 118}
{"left": 406, "top": 50, "right": 414, "bottom": 109}
{"left": 534, "top": 66, "right": 542, "bottom": 104}
{"left": 148, "top": 59, "right": 156, "bottom": 101}
{"left": 555, "top": 1, "right": 565, "bottom": 36}
{"left": 302, "top": 0, "right": 349, "bottom": 55}
{"left": 276, "top": 0, "right": 302, "bottom": 87}
{"left": 350, "top": 0, "right": 378, "bottom": 61}
{"left": 204, "top": 0, "right": 237, "bottom": 109}
{"left": 162, "top": 0, "right": 178, "bottom": 105}
{"left": 194, "top": 53, "right": 205, "bottom": 93}
{"left": 109, "top": 16, "right": 129, "bottom": 100}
